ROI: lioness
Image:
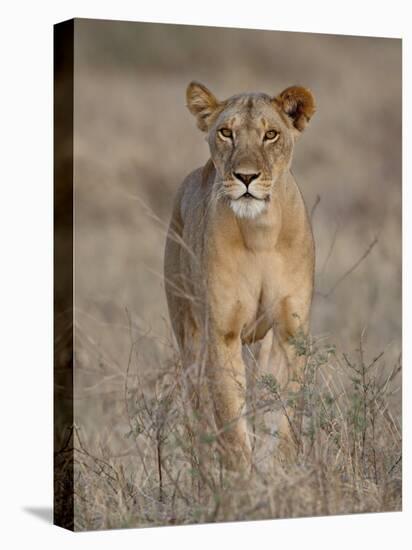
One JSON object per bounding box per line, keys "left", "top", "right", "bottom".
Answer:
{"left": 164, "top": 82, "right": 316, "bottom": 471}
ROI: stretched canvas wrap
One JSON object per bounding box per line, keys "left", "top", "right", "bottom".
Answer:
{"left": 54, "top": 18, "right": 402, "bottom": 531}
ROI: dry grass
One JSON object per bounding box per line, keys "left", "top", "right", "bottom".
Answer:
{"left": 56, "top": 325, "right": 401, "bottom": 531}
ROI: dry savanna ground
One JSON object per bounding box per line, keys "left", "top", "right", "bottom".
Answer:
{"left": 55, "top": 20, "right": 401, "bottom": 530}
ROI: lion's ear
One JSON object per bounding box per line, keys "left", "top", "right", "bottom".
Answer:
{"left": 274, "top": 86, "right": 316, "bottom": 133}
{"left": 186, "top": 81, "right": 223, "bottom": 132}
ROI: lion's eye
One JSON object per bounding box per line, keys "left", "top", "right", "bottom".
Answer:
{"left": 219, "top": 128, "right": 233, "bottom": 139}
{"left": 264, "top": 130, "right": 279, "bottom": 141}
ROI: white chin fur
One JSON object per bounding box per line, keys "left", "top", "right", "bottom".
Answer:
{"left": 230, "top": 198, "right": 267, "bottom": 219}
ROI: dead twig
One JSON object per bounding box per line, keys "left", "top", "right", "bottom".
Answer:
{"left": 388, "top": 454, "right": 402, "bottom": 475}
{"left": 319, "top": 236, "right": 378, "bottom": 298}
{"left": 310, "top": 194, "right": 321, "bottom": 222}
{"left": 320, "top": 221, "right": 340, "bottom": 276}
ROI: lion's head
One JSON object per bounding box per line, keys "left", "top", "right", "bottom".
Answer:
{"left": 186, "top": 82, "right": 316, "bottom": 219}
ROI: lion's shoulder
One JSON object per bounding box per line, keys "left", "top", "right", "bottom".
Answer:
{"left": 179, "top": 161, "right": 215, "bottom": 221}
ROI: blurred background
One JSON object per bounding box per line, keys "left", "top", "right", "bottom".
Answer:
{"left": 72, "top": 19, "right": 401, "bottom": 452}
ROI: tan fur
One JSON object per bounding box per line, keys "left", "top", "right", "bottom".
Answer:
{"left": 164, "top": 82, "right": 316, "bottom": 471}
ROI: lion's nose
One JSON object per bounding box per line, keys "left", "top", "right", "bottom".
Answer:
{"left": 233, "top": 172, "right": 261, "bottom": 187}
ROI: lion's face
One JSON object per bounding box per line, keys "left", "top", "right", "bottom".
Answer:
{"left": 186, "top": 83, "right": 316, "bottom": 219}
{"left": 207, "top": 95, "right": 295, "bottom": 219}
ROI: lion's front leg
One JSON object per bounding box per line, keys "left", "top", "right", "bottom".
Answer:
{"left": 275, "top": 295, "right": 311, "bottom": 459}
{"left": 207, "top": 329, "right": 252, "bottom": 473}
{"left": 253, "top": 329, "right": 289, "bottom": 469}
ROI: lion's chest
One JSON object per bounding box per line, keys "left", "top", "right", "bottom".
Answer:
{"left": 240, "top": 263, "right": 283, "bottom": 344}
{"left": 209, "top": 248, "right": 284, "bottom": 344}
